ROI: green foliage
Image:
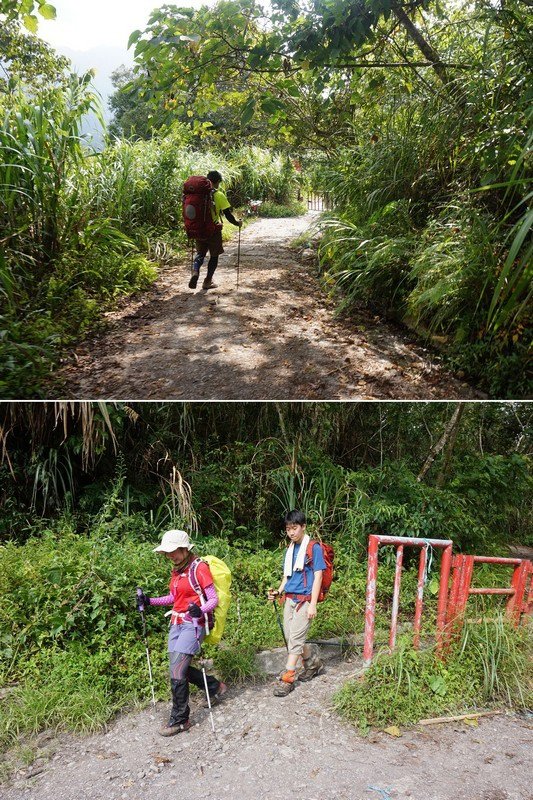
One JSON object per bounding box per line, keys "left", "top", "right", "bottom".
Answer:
{"left": 229, "top": 148, "right": 297, "bottom": 206}
{"left": 212, "top": 645, "right": 260, "bottom": 682}
{"left": 334, "top": 619, "right": 532, "bottom": 732}
{"left": 107, "top": 65, "right": 169, "bottom": 140}
{"left": 127, "top": 0, "right": 436, "bottom": 148}
{"left": 0, "top": 1, "right": 56, "bottom": 31}
{"left": 258, "top": 200, "right": 306, "bottom": 217}
{"left": 0, "top": 646, "right": 119, "bottom": 746}
{"left": 2, "top": 402, "right": 530, "bottom": 547}
{"left": 0, "top": 20, "right": 68, "bottom": 93}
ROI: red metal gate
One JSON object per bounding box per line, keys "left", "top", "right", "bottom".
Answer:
{"left": 363, "top": 535, "right": 532, "bottom": 666}
{"left": 446, "top": 554, "right": 533, "bottom": 634}
{"left": 362, "top": 534, "right": 453, "bottom": 666}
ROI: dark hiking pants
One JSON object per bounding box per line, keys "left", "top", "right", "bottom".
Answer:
{"left": 168, "top": 652, "right": 220, "bottom": 725}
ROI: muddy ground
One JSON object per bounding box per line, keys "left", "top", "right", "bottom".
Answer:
{"left": 55, "top": 215, "right": 482, "bottom": 400}
{"left": 2, "top": 654, "right": 531, "bottom": 800}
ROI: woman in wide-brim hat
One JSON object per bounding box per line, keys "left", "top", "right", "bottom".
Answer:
{"left": 138, "top": 529, "right": 227, "bottom": 736}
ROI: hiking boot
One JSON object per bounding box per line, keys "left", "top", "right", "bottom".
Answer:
{"left": 298, "top": 655, "right": 324, "bottom": 682}
{"left": 273, "top": 680, "right": 295, "bottom": 697}
{"left": 202, "top": 681, "right": 228, "bottom": 708}
{"left": 202, "top": 278, "right": 218, "bottom": 290}
{"left": 188, "top": 271, "right": 199, "bottom": 289}
{"left": 159, "top": 720, "right": 191, "bottom": 737}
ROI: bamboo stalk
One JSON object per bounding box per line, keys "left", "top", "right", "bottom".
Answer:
{"left": 418, "top": 711, "right": 503, "bottom": 726}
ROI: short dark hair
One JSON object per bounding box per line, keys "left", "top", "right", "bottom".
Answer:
{"left": 207, "top": 170, "right": 223, "bottom": 184}
{"left": 284, "top": 509, "right": 306, "bottom": 526}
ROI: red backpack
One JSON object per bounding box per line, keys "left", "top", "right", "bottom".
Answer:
{"left": 182, "top": 176, "right": 220, "bottom": 239}
{"left": 304, "top": 539, "right": 334, "bottom": 602}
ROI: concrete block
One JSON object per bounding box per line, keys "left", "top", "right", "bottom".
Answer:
{"left": 254, "top": 639, "right": 351, "bottom": 675}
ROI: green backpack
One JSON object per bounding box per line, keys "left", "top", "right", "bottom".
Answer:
{"left": 190, "top": 555, "right": 231, "bottom": 645}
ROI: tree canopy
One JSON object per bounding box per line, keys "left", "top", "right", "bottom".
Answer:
{"left": 0, "top": 0, "right": 56, "bottom": 32}
{"left": 123, "top": 0, "right": 489, "bottom": 146}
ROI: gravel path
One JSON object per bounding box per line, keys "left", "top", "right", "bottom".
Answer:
{"left": 3, "top": 656, "right": 531, "bottom": 800}
{"left": 54, "top": 215, "right": 480, "bottom": 399}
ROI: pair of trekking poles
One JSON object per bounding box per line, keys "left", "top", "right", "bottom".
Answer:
{"left": 135, "top": 588, "right": 217, "bottom": 734}
{"left": 188, "top": 225, "right": 241, "bottom": 291}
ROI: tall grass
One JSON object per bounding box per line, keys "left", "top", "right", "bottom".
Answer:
{"left": 334, "top": 616, "right": 531, "bottom": 732}
{"left": 0, "top": 74, "right": 103, "bottom": 266}
{"left": 228, "top": 147, "right": 296, "bottom": 205}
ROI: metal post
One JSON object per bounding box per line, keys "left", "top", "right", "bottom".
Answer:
{"left": 436, "top": 544, "right": 453, "bottom": 654}
{"left": 526, "top": 564, "right": 533, "bottom": 616}
{"left": 455, "top": 555, "right": 474, "bottom": 633}
{"left": 446, "top": 555, "right": 463, "bottom": 630}
{"left": 389, "top": 545, "right": 404, "bottom": 651}
{"left": 413, "top": 546, "right": 428, "bottom": 649}
{"left": 363, "top": 534, "right": 379, "bottom": 666}
{"left": 506, "top": 560, "right": 530, "bottom": 625}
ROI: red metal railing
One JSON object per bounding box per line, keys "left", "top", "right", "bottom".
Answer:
{"left": 363, "top": 536, "right": 533, "bottom": 666}
{"left": 363, "top": 534, "right": 453, "bottom": 666}
{"left": 446, "top": 554, "right": 533, "bottom": 633}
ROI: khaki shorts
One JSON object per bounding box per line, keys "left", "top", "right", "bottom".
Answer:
{"left": 196, "top": 229, "right": 224, "bottom": 257}
{"left": 283, "top": 598, "right": 311, "bottom": 655}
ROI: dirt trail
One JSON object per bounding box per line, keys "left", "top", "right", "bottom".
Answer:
{"left": 2, "top": 655, "right": 531, "bottom": 800}
{"left": 56, "top": 215, "right": 480, "bottom": 399}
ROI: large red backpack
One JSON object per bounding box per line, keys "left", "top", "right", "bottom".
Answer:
{"left": 304, "top": 539, "right": 334, "bottom": 602}
{"left": 182, "top": 176, "right": 219, "bottom": 239}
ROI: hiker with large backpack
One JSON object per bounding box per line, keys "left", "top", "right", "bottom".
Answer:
{"left": 267, "top": 509, "right": 333, "bottom": 697}
{"left": 136, "top": 529, "right": 228, "bottom": 736}
{"left": 183, "top": 170, "right": 242, "bottom": 291}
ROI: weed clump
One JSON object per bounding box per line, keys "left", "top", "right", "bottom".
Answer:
{"left": 334, "top": 620, "right": 532, "bottom": 733}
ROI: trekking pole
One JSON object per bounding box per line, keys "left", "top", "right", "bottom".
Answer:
{"left": 272, "top": 595, "right": 288, "bottom": 650}
{"left": 201, "top": 662, "right": 216, "bottom": 734}
{"left": 236, "top": 225, "right": 241, "bottom": 291}
{"left": 192, "top": 617, "right": 217, "bottom": 735}
{"left": 136, "top": 588, "right": 156, "bottom": 707}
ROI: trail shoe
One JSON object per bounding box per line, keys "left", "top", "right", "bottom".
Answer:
{"left": 203, "top": 681, "right": 228, "bottom": 708}
{"left": 298, "top": 655, "right": 324, "bottom": 682}
{"left": 273, "top": 669, "right": 296, "bottom": 696}
{"left": 159, "top": 720, "right": 191, "bottom": 737}
{"left": 202, "top": 278, "right": 218, "bottom": 290}
{"left": 188, "top": 271, "right": 199, "bottom": 289}
{"left": 273, "top": 680, "right": 295, "bottom": 696}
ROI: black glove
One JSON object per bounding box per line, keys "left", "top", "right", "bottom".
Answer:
{"left": 187, "top": 602, "right": 203, "bottom": 619}
{"left": 136, "top": 589, "right": 150, "bottom": 612}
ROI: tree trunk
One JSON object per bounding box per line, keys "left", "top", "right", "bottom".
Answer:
{"left": 391, "top": 2, "right": 449, "bottom": 86}
{"left": 436, "top": 405, "right": 465, "bottom": 487}
{"left": 417, "top": 404, "right": 465, "bottom": 483}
